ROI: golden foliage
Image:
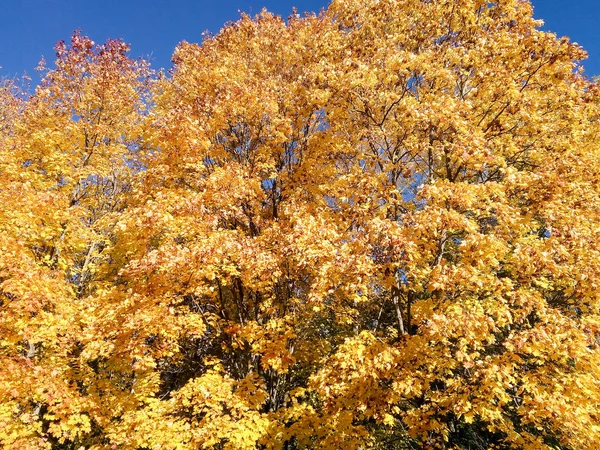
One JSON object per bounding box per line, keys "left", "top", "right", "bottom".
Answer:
{"left": 2, "top": 1, "right": 600, "bottom": 449}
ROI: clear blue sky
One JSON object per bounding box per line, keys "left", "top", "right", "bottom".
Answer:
{"left": 1, "top": 0, "right": 599, "bottom": 81}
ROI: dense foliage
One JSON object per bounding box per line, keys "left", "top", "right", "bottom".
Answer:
{"left": 1, "top": 0, "right": 600, "bottom": 448}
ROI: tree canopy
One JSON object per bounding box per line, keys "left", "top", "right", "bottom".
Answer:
{"left": 1, "top": 1, "right": 600, "bottom": 449}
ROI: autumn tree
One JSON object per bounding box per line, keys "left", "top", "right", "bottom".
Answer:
{"left": 2, "top": 1, "right": 600, "bottom": 449}
{"left": 0, "top": 32, "right": 151, "bottom": 448}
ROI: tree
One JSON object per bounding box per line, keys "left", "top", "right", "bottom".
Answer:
{"left": 1, "top": 0, "right": 600, "bottom": 449}
{"left": 0, "top": 32, "right": 151, "bottom": 449}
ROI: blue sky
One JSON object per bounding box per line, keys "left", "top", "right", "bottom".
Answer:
{"left": 1, "top": 0, "right": 599, "bottom": 81}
